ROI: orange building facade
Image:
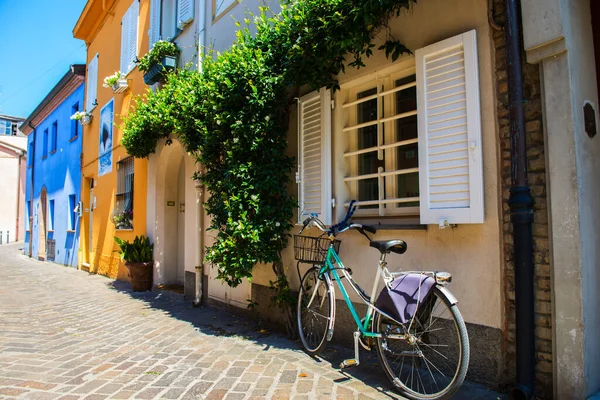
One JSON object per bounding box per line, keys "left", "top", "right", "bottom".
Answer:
{"left": 73, "top": 0, "right": 149, "bottom": 280}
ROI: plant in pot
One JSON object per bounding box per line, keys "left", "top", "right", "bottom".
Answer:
{"left": 139, "top": 40, "right": 180, "bottom": 85}
{"left": 70, "top": 110, "right": 92, "bottom": 126}
{"left": 114, "top": 235, "right": 154, "bottom": 292}
{"left": 103, "top": 71, "right": 128, "bottom": 93}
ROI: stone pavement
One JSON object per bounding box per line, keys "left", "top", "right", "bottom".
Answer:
{"left": 0, "top": 242, "right": 504, "bottom": 399}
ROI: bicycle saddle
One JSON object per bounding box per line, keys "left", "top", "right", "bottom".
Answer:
{"left": 369, "top": 240, "right": 407, "bottom": 255}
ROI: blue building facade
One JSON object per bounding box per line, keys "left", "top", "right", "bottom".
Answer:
{"left": 21, "top": 65, "right": 85, "bottom": 267}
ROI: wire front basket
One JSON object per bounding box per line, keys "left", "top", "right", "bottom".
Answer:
{"left": 294, "top": 235, "right": 341, "bottom": 264}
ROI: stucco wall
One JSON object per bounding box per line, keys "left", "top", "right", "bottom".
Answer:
{"left": 248, "top": 0, "right": 502, "bottom": 332}
{"left": 0, "top": 151, "right": 21, "bottom": 244}
{"left": 78, "top": 0, "right": 150, "bottom": 278}
{"left": 25, "top": 84, "right": 84, "bottom": 267}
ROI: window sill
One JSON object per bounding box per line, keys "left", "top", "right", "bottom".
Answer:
{"left": 42, "top": 155, "right": 47, "bottom": 160}
{"left": 66, "top": 230, "right": 76, "bottom": 233}
{"left": 47, "top": 230, "right": 54, "bottom": 233}
{"left": 351, "top": 218, "right": 427, "bottom": 231}
{"left": 115, "top": 228, "right": 134, "bottom": 232}
{"left": 49, "top": 150, "right": 57, "bottom": 155}
{"left": 69, "top": 135, "right": 79, "bottom": 142}
{"left": 27, "top": 165, "right": 32, "bottom": 169}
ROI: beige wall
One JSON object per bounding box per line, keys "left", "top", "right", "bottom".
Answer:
{"left": 0, "top": 141, "right": 26, "bottom": 243}
{"left": 247, "top": 0, "right": 503, "bottom": 330}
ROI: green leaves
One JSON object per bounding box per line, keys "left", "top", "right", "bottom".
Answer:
{"left": 120, "top": 0, "right": 415, "bottom": 288}
{"left": 138, "top": 41, "right": 180, "bottom": 73}
{"left": 114, "top": 235, "right": 153, "bottom": 263}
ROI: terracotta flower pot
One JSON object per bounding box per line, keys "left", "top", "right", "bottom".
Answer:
{"left": 125, "top": 261, "right": 153, "bottom": 291}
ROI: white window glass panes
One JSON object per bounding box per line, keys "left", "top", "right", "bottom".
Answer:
{"left": 342, "top": 72, "right": 419, "bottom": 216}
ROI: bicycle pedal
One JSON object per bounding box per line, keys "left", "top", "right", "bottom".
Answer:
{"left": 339, "top": 359, "right": 359, "bottom": 369}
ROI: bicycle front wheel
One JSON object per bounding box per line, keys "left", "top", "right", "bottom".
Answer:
{"left": 374, "top": 286, "right": 469, "bottom": 399}
{"left": 297, "top": 267, "right": 333, "bottom": 355}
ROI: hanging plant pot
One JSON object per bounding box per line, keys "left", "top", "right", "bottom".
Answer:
{"left": 79, "top": 113, "right": 93, "bottom": 126}
{"left": 143, "top": 56, "right": 177, "bottom": 85}
{"left": 112, "top": 79, "right": 129, "bottom": 94}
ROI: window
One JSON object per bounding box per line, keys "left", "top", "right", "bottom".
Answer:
{"left": 120, "top": 1, "right": 140, "bottom": 75}
{"left": 297, "top": 30, "right": 484, "bottom": 226}
{"left": 51, "top": 121, "right": 58, "bottom": 153}
{"left": 48, "top": 199, "right": 55, "bottom": 231}
{"left": 68, "top": 195, "right": 77, "bottom": 231}
{"left": 26, "top": 201, "right": 32, "bottom": 231}
{"left": 43, "top": 128, "right": 48, "bottom": 158}
{"left": 341, "top": 73, "right": 419, "bottom": 217}
{"left": 86, "top": 54, "right": 99, "bottom": 112}
{"left": 213, "top": 0, "right": 237, "bottom": 21}
{"left": 149, "top": 0, "right": 194, "bottom": 48}
{"left": 0, "top": 120, "right": 11, "bottom": 135}
{"left": 114, "top": 157, "right": 134, "bottom": 229}
{"left": 71, "top": 103, "right": 80, "bottom": 139}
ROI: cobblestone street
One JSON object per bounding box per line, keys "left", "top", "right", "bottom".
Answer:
{"left": 0, "top": 243, "right": 502, "bottom": 399}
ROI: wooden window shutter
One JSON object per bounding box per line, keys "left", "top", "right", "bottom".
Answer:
{"left": 121, "top": 1, "right": 139, "bottom": 74}
{"left": 177, "top": 0, "right": 194, "bottom": 29}
{"left": 86, "top": 54, "right": 99, "bottom": 112}
{"left": 297, "top": 88, "right": 332, "bottom": 225}
{"left": 127, "top": 1, "right": 139, "bottom": 74}
{"left": 416, "top": 30, "right": 484, "bottom": 225}
{"left": 149, "top": 0, "right": 161, "bottom": 49}
{"left": 120, "top": 6, "right": 130, "bottom": 74}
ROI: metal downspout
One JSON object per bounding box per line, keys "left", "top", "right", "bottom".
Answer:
{"left": 504, "top": 0, "right": 536, "bottom": 398}
{"left": 28, "top": 121, "right": 36, "bottom": 258}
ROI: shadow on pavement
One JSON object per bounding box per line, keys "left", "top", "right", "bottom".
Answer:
{"left": 108, "top": 280, "right": 507, "bottom": 400}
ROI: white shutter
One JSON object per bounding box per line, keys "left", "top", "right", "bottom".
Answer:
{"left": 177, "top": 0, "right": 194, "bottom": 29}
{"left": 149, "top": 0, "right": 161, "bottom": 49}
{"left": 416, "top": 30, "right": 484, "bottom": 225}
{"left": 128, "top": 1, "right": 139, "bottom": 73}
{"left": 297, "top": 88, "right": 332, "bottom": 225}
{"left": 86, "top": 54, "right": 99, "bottom": 112}
{"left": 120, "top": 6, "right": 130, "bottom": 74}
{"left": 121, "top": 1, "right": 139, "bottom": 74}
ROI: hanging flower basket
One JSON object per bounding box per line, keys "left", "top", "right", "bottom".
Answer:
{"left": 71, "top": 111, "right": 93, "bottom": 126}
{"left": 112, "top": 79, "right": 129, "bottom": 94}
{"left": 143, "top": 56, "right": 177, "bottom": 85}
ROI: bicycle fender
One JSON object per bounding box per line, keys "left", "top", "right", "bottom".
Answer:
{"left": 436, "top": 285, "right": 458, "bottom": 305}
{"left": 324, "top": 273, "right": 336, "bottom": 341}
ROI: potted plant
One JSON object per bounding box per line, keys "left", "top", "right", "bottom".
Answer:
{"left": 114, "top": 235, "right": 154, "bottom": 291}
{"left": 103, "top": 71, "right": 128, "bottom": 93}
{"left": 111, "top": 208, "right": 133, "bottom": 230}
{"left": 70, "top": 111, "right": 92, "bottom": 126}
{"left": 139, "top": 40, "right": 180, "bottom": 85}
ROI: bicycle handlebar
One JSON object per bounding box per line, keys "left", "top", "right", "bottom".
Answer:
{"left": 298, "top": 200, "right": 377, "bottom": 237}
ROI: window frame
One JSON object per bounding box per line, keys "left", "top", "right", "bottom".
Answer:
{"left": 68, "top": 194, "right": 77, "bottom": 231}
{"left": 42, "top": 128, "right": 49, "bottom": 159}
{"left": 212, "top": 0, "right": 239, "bottom": 23}
{"left": 50, "top": 121, "right": 58, "bottom": 153}
{"left": 336, "top": 63, "right": 420, "bottom": 218}
{"left": 48, "top": 199, "right": 55, "bottom": 232}
{"left": 70, "top": 103, "right": 80, "bottom": 140}
{"left": 115, "top": 157, "right": 135, "bottom": 230}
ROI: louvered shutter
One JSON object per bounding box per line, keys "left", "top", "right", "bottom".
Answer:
{"left": 177, "top": 0, "right": 194, "bottom": 29}
{"left": 149, "top": 0, "right": 161, "bottom": 49}
{"left": 297, "top": 89, "right": 332, "bottom": 225}
{"left": 416, "top": 30, "right": 484, "bottom": 225}
{"left": 121, "top": 1, "right": 139, "bottom": 74}
{"left": 86, "top": 54, "right": 99, "bottom": 112}
{"left": 127, "top": 1, "right": 139, "bottom": 73}
{"left": 120, "top": 6, "right": 130, "bottom": 74}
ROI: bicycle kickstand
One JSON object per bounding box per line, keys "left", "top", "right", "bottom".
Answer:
{"left": 339, "top": 331, "right": 361, "bottom": 369}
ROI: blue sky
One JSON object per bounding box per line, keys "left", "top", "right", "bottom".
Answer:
{"left": 0, "top": 0, "right": 88, "bottom": 118}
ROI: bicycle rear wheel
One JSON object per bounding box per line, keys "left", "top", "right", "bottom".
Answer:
{"left": 374, "top": 286, "right": 469, "bottom": 399}
{"left": 297, "top": 267, "right": 333, "bottom": 355}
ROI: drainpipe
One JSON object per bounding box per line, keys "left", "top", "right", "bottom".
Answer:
{"left": 28, "top": 121, "right": 36, "bottom": 258}
{"left": 15, "top": 150, "right": 23, "bottom": 243}
{"left": 193, "top": 164, "right": 205, "bottom": 306}
{"left": 504, "top": 0, "right": 535, "bottom": 399}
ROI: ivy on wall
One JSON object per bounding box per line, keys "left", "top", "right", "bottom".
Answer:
{"left": 122, "top": 0, "right": 414, "bottom": 334}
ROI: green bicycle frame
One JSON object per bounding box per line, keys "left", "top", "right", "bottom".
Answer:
{"left": 319, "top": 243, "right": 381, "bottom": 338}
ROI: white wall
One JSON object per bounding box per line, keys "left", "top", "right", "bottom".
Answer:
{"left": 0, "top": 154, "right": 20, "bottom": 243}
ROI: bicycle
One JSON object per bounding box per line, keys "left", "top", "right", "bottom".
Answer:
{"left": 296, "top": 201, "right": 470, "bottom": 400}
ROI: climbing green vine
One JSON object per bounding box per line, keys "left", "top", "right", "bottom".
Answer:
{"left": 122, "top": 0, "right": 414, "bottom": 335}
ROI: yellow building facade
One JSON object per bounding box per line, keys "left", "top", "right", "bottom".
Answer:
{"left": 74, "top": 0, "right": 150, "bottom": 280}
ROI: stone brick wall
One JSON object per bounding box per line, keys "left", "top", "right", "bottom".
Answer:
{"left": 492, "top": 1, "right": 553, "bottom": 397}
